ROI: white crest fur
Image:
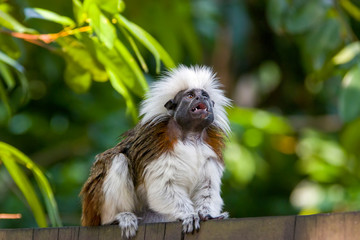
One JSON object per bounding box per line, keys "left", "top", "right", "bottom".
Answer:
{"left": 140, "top": 65, "right": 231, "bottom": 133}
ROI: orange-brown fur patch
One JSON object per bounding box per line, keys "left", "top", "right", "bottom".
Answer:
{"left": 205, "top": 126, "right": 226, "bottom": 164}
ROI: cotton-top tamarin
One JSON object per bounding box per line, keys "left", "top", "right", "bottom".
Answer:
{"left": 80, "top": 65, "right": 231, "bottom": 238}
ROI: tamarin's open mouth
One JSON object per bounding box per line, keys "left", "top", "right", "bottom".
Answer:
{"left": 191, "top": 103, "right": 208, "bottom": 113}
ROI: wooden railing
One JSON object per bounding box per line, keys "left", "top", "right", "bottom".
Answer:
{"left": 1, "top": 211, "right": 360, "bottom": 240}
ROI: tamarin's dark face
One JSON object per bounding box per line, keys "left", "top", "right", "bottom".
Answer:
{"left": 165, "top": 88, "right": 214, "bottom": 132}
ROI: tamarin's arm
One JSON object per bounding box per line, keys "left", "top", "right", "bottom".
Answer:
{"left": 144, "top": 155, "right": 201, "bottom": 233}
{"left": 192, "top": 159, "right": 229, "bottom": 220}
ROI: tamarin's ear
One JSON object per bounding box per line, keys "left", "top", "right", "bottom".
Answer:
{"left": 212, "top": 100, "right": 215, "bottom": 107}
{"left": 164, "top": 99, "right": 176, "bottom": 111}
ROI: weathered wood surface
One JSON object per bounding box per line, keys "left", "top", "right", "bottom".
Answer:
{"left": 1, "top": 211, "right": 360, "bottom": 240}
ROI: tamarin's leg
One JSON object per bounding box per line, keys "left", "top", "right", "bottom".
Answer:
{"left": 192, "top": 159, "right": 229, "bottom": 220}
{"left": 101, "top": 154, "right": 138, "bottom": 238}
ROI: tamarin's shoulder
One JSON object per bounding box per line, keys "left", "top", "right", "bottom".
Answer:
{"left": 93, "top": 116, "right": 174, "bottom": 163}
{"left": 125, "top": 117, "right": 178, "bottom": 154}
{"left": 93, "top": 122, "right": 148, "bottom": 162}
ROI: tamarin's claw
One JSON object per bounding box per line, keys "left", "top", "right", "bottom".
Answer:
{"left": 115, "top": 212, "right": 138, "bottom": 239}
{"left": 181, "top": 214, "right": 200, "bottom": 233}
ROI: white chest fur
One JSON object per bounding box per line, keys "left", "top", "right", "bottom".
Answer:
{"left": 143, "top": 140, "right": 218, "bottom": 195}
{"left": 141, "top": 139, "right": 223, "bottom": 220}
{"left": 173, "top": 140, "right": 217, "bottom": 189}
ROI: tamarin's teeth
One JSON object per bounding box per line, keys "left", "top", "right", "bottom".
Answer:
{"left": 192, "top": 105, "right": 208, "bottom": 113}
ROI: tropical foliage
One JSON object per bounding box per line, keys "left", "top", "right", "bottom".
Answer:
{"left": 0, "top": 0, "right": 174, "bottom": 227}
{"left": 1, "top": 0, "right": 360, "bottom": 228}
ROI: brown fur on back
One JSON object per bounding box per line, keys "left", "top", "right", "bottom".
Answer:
{"left": 80, "top": 155, "right": 110, "bottom": 226}
{"left": 80, "top": 116, "right": 226, "bottom": 226}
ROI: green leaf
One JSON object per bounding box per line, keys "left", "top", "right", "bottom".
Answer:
{"left": 0, "top": 142, "right": 62, "bottom": 227}
{"left": 115, "top": 14, "right": 175, "bottom": 72}
{"left": 93, "top": 38, "right": 138, "bottom": 120}
{"left": 114, "top": 39, "right": 148, "bottom": 96}
{"left": 24, "top": 8, "right": 75, "bottom": 27}
{"left": 0, "top": 10, "right": 37, "bottom": 33}
{"left": 228, "top": 107, "right": 293, "bottom": 135}
{"left": 0, "top": 61, "right": 15, "bottom": 90}
{"left": 284, "top": 1, "right": 326, "bottom": 34}
{"left": 0, "top": 50, "right": 24, "bottom": 73}
{"left": 10, "top": 143, "right": 62, "bottom": 227}
{"left": 57, "top": 37, "right": 108, "bottom": 82}
{"left": 17, "top": 70, "right": 29, "bottom": 97}
{"left": 72, "top": 0, "right": 85, "bottom": 25}
{"left": 0, "top": 77, "right": 11, "bottom": 115}
{"left": 32, "top": 167, "right": 62, "bottom": 227}
{"left": 120, "top": 28, "right": 148, "bottom": 73}
{"left": 64, "top": 58, "right": 92, "bottom": 93}
{"left": 107, "top": 68, "right": 137, "bottom": 121}
{"left": 333, "top": 41, "right": 360, "bottom": 65}
{"left": 0, "top": 34, "right": 21, "bottom": 60}
{"left": 341, "top": 0, "right": 360, "bottom": 21}
{"left": 88, "top": 4, "right": 116, "bottom": 49}
{"left": 95, "top": 0, "right": 125, "bottom": 14}
{"left": 339, "top": 63, "right": 360, "bottom": 122}
{"left": 0, "top": 51, "right": 28, "bottom": 102}
{"left": 0, "top": 151, "right": 47, "bottom": 227}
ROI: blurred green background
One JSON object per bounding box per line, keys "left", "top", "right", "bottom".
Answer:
{"left": 2, "top": 0, "right": 360, "bottom": 228}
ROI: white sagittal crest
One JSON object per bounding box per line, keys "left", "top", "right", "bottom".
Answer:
{"left": 140, "top": 65, "right": 231, "bottom": 133}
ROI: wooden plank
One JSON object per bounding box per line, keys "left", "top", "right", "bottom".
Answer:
{"left": 316, "top": 213, "right": 344, "bottom": 240}
{"left": 184, "top": 216, "right": 295, "bottom": 240}
{"left": 33, "top": 228, "right": 59, "bottom": 240}
{"left": 163, "top": 222, "right": 182, "bottom": 240}
{"left": 92, "top": 224, "right": 145, "bottom": 240}
{"left": 344, "top": 212, "right": 360, "bottom": 239}
{"left": 134, "top": 224, "right": 146, "bottom": 240}
{"left": 144, "top": 222, "right": 165, "bottom": 240}
{"left": 0, "top": 228, "right": 33, "bottom": 240}
{"left": 294, "top": 211, "right": 360, "bottom": 240}
{"left": 98, "top": 226, "right": 120, "bottom": 240}
{"left": 78, "top": 226, "right": 99, "bottom": 240}
{"left": 293, "top": 214, "right": 316, "bottom": 240}
{"left": 58, "top": 226, "right": 79, "bottom": 240}
{"left": 2, "top": 211, "right": 360, "bottom": 240}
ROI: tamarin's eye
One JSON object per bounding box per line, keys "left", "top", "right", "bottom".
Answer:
{"left": 202, "top": 92, "right": 209, "bottom": 98}
{"left": 187, "top": 93, "right": 194, "bottom": 98}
